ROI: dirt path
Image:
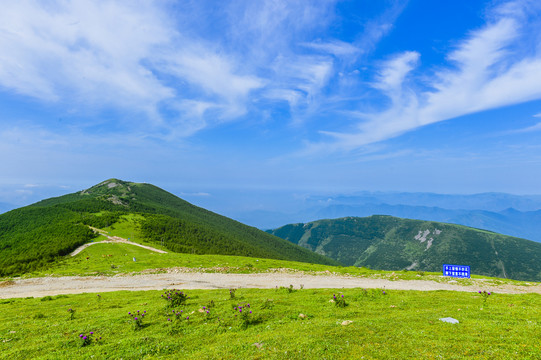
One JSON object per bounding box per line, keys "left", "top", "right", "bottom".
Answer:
{"left": 69, "top": 230, "right": 167, "bottom": 256}
{"left": 1, "top": 272, "right": 539, "bottom": 299}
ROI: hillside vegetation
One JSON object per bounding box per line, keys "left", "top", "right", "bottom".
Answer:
{"left": 268, "top": 215, "right": 541, "bottom": 282}
{"left": 0, "top": 179, "right": 337, "bottom": 276}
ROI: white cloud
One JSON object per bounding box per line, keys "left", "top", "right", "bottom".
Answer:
{"left": 508, "top": 122, "right": 541, "bottom": 133}
{"left": 225, "top": 0, "right": 352, "bottom": 119}
{"left": 302, "top": 40, "right": 360, "bottom": 57}
{"left": 0, "top": 0, "right": 267, "bottom": 134}
{"left": 264, "top": 89, "right": 304, "bottom": 107}
{"left": 268, "top": 55, "right": 334, "bottom": 113}
{"left": 312, "top": 0, "right": 541, "bottom": 152}
{"left": 160, "top": 45, "right": 264, "bottom": 118}
{"left": 0, "top": 1, "right": 174, "bottom": 112}
{"left": 372, "top": 51, "right": 420, "bottom": 99}
{"left": 0, "top": 0, "right": 407, "bottom": 140}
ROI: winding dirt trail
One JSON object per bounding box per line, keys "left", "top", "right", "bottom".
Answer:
{"left": 69, "top": 229, "right": 167, "bottom": 256}
{"left": 1, "top": 272, "right": 539, "bottom": 299}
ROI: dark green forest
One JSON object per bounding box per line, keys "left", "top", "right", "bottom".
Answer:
{"left": 0, "top": 204, "right": 111, "bottom": 276}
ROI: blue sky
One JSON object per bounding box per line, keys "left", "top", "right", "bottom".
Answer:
{"left": 1, "top": 0, "right": 541, "bottom": 215}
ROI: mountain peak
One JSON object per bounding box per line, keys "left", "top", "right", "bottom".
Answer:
{"left": 79, "top": 179, "right": 137, "bottom": 206}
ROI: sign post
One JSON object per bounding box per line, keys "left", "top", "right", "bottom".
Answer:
{"left": 443, "top": 264, "right": 470, "bottom": 278}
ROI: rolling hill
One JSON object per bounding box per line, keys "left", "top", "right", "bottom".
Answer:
{"left": 0, "top": 179, "right": 337, "bottom": 276}
{"left": 268, "top": 215, "right": 541, "bottom": 282}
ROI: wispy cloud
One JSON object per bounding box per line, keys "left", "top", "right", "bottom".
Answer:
{"left": 508, "top": 122, "right": 541, "bottom": 134}
{"left": 0, "top": 1, "right": 267, "bottom": 135}
{"left": 301, "top": 40, "right": 360, "bottom": 58}
{"left": 0, "top": 1, "right": 175, "bottom": 112}
{"left": 310, "top": 0, "right": 541, "bottom": 152}
{"left": 0, "top": 0, "right": 362, "bottom": 136}
{"left": 7, "top": 0, "right": 537, "bottom": 156}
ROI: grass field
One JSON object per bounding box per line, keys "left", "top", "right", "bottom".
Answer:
{"left": 2, "top": 237, "right": 539, "bottom": 359}
{"left": 0, "top": 285, "right": 539, "bottom": 359}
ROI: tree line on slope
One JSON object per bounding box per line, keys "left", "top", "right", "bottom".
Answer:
{"left": 0, "top": 200, "right": 124, "bottom": 276}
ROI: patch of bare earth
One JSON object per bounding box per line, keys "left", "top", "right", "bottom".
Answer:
{"left": 69, "top": 231, "right": 167, "bottom": 257}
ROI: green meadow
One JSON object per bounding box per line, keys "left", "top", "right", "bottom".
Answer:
{"left": 1, "top": 285, "right": 539, "bottom": 359}
{"left": 0, "top": 240, "right": 539, "bottom": 359}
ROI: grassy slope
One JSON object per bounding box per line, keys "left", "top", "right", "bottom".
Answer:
{"left": 0, "top": 179, "right": 336, "bottom": 276}
{"left": 269, "top": 215, "right": 541, "bottom": 282}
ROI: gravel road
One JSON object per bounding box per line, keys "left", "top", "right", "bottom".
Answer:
{"left": 1, "top": 272, "right": 539, "bottom": 299}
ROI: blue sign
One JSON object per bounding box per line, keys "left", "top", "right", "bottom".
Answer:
{"left": 443, "top": 264, "right": 470, "bottom": 278}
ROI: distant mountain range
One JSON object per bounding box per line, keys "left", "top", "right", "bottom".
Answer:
{"left": 0, "top": 179, "right": 336, "bottom": 276}
{"left": 268, "top": 215, "right": 541, "bottom": 282}
{"left": 233, "top": 192, "right": 541, "bottom": 243}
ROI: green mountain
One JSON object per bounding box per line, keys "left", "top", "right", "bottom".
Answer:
{"left": 0, "top": 179, "right": 337, "bottom": 276}
{"left": 267, "top": 215, "right": 541, "bottom": 282}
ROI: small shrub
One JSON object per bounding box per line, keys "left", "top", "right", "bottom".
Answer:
{"left": 201, "top": 306, "right": 212, "bottom": 320}
{"left": 233, "top": 303, "right": 255, "bottom": 329}
{"left": 67, "top": 308, "right": 76, "bottom": 321}
{"left": 162, "top": 290, "right": 188, "bottom": 307}
{"left": 128, "top": 310, "right": 146, "bottom": 330}
{"left": 279, "top": 285, "right": 295, "bottom": 293}
{"left": 166, "top": 309, "right": 190, "bottom": 334}
{"left": 478, "top": 290, "right": 492, "bottom": 305}
{"left": 261, "top": 299, "right": 274, "bottom": 309}
{"left": 77, "top": 331, "right": 100, "bottom": 347}
{"left": 229, "top": 289, "right": 236, "bottom": 300}
{"left": 360, "top": 288, "right": 388, "bottom": 299}
{"left": 333, "top": 293, "right": 347, "bottom": 308}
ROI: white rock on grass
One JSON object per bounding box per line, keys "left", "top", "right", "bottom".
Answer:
{"left": 439, "top": 317, "right": 459, "bottom": 324}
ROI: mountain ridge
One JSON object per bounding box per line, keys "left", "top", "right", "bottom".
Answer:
{"left": 0, "top": 179, "right": 337, "bottom": 276}
{"left": 234, "top": 200, "right": 541, "bottom": 243}
{"left": 267, "top": 215, "right": 541, "bottom": 282}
